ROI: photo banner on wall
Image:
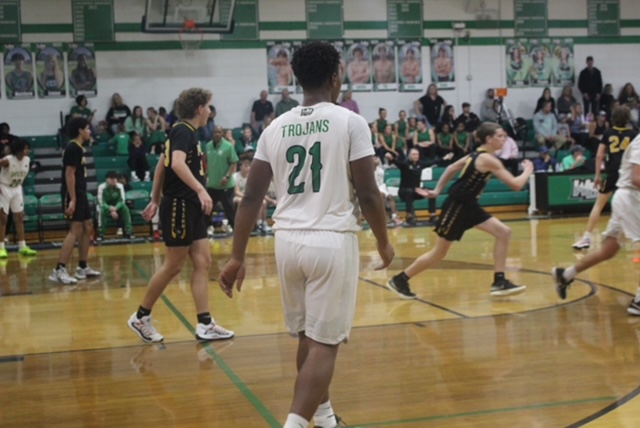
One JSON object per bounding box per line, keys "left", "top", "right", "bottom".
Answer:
{"left": 66, "top": 43, "right": 97, "bottom": 97}
{"left": 332, "top": 40, "right": 348, "bottom": 91}
{"left": 371, "top": 40, "right": 397, "bottom": 92}
{"left": 267, "top": 41, "right": 295, "bottom": 95}
{"left": 430, "top": 38, "right": 455, "bottom": 90}
{"left": 345, "top": 40, "right": 372, "bottom": 92}
{"left": 506, "top": 39, "right": 531, "bottom": 87}
{"left": 551, "top": 38, "right": 574, "bottom": 87}
{"left": 35, "top": 43, "right": 65, "bottom": 98}
{"left": 397, "top": 40, "right": 422, "bottom": 92}
{"left": 528, "top": 38, "right": 553, "bottom": 87}
{"left": 4, "top": 44, "right": 35, "bottom": 99}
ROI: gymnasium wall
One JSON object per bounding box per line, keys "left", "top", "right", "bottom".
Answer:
{"left": 3, "top": 0, "right": 640, "bottom": 136}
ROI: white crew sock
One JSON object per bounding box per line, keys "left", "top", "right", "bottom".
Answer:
{"left": 283, "top": 413, "right": 308, "bottom": 428}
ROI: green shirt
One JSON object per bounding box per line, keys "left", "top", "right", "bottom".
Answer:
{"left": 417, "top": 130, "right": 431, "bottom": 143}
{"left": 439, "top": 132, "right": 453, "bottom": 148}
{"left": 376, "top": 119, "right": 388, "bottom": 134}
{"left": 70, "top": 106, "right": 92, "bottom": 120}
{"left": 395, "top": 120, "right": 407, "bottom": 137}
{"left": 205, "top": 138, "right": 239, "bottom": 190}
{"left": 275, "top": 98, "right": 299, "bottom": 117}
{"left": 99, "top": 183, "right": 125, "bottom": 210}
{"left": 112, "top": 132, "right": 130, "bottom": 156}
{"left": 455, "top": 131, "right": 469, "bottom": 150}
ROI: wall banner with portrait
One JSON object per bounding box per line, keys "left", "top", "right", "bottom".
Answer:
{"left": 345, "top": 40, "right": 372, "bottom": 92}
{"left": 550, "top": 38, "right": 574, "bottom": 87}
{"left": 505, "top": 39, "right": 531, "bottom": 87}
{"left": 34, "top": 43, "right": 66, "bottom": 98}
{"left": 430, "top": 38, "right": 455, "bottom": 90}
{"left": 332, "top": 40, "right": 348, "bottom": 91}
{"left": 66, "top": 43, "right": 97, "bottom": 97}
{"left": 528, "top": 38, "right": 553, "bottom": 87}
{"left": 4, "top": 44, "right": 35, "bottom": 99}
{"left": 397, "top": 40, "right": 422, "bottom": 92}
{"left": 267, "top": 41, "right": 295, "bottom": 95}
{"left": 371, "top": 40, "right": 397, "bottom": 92}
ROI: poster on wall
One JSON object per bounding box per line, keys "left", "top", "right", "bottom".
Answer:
{"left": 267, "top": 41, "right": 295, "bottom": 95}
{"left": 345, "top": 40, "right": 372, "bottom": 92}
{"left": 430, "top": 38, "right": 455, "bottom": 90}
{"left": 397, "top": 40, "right": 422, "bottom": 92}
{"left": 332, "top": 40, "right": 348, "bottom": 91}
{"left": 67, "top": 43, "right": 97, "bottom": 97}
{"left": 528, "top": 38, "right": 553, "bottom": 87}
{"left": 506, "top": 39, "right": 531, "bottom": 87}
{"left": 550, "top": 38, "right": 574, "bottom": 87}
{"left": 4, "top": 44, "right": 35, "bottom": 99}
{"left": 35, "top": 43, "right": 66, "bottom": 98}
{"left": 371, "top": 40, "right": 397, "bottom": 91}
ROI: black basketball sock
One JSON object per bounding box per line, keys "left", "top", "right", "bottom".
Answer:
{"left": 396, "top": 271, "right": 411, "bottom": 283}
{"left": 136, "top": 306, "right": 151, "bottom": 319}
{"left": 197, "top": 312, "right": 213, "bottom": 326}
{"left": 78, "top": 260, "right": 88, "bottom": 269}
{"left": 494, "top": 272, "right": 505, "bottom": 282}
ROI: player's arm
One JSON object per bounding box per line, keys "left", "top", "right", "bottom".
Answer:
{"left": 594, "top": 143, "right": 606, "bottom": 181}
{"left": 0, "top": 158, "right": 9, "bottom": 168}
{"left": 484, "top": 155, "right": 533, "bottom": 191}
{"left": 431, "top": 155, "right": 467, "bottom": 195}
{"left": 66, "top": 166, "right": 77, "bottom": 202}
{"left": 171, "top": 151, "right": 205, "bottom": 194}
{"left": 150, "top": 153, "right": 165, "bottom": 204}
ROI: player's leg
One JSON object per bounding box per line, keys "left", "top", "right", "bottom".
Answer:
{"left": 9, "top": 190, "right": 35, "bottom": 256}
{"left": 475, "top": 217, "right": 526, "bottom": 296}
{"left": 75, "top": 214, "right": 101, "bottom": 279}
{"left": 573, "top": 191, "right": 612, "bottom": 249}
{"left": 49, "top": 221, "right": 83, "bottom": 284}
{"left": 0, "top": 207, "right": 8, "bottom": 258}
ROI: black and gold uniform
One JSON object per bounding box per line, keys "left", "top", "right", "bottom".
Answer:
{"left": 160, "top": 122, "right": 208, "bottom": 247}
{"left": 599, "top": 126, "right": 637, "bottom": 194}
{"left": 61, "top": 139, "right": 91, "bottom": 222}
{"left": 435, "top": 149, "right": 492, "bottom": 241}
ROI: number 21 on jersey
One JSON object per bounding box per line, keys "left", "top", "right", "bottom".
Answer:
{"left": 286, "top": 141, "right": 322, "bottom": 194}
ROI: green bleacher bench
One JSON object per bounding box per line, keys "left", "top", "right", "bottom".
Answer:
{"left": 92, "top": 144, "right": 117, "bottom": 157}
{"left": 94, "top": 156, "right": 130, "bottom": 170}
{"left": 26, "top": 135, "right": 58, "bottom": 149}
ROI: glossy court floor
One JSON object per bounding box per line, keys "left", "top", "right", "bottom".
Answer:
{"left": 2, "top": 215, "right": 640, "bottom": 427}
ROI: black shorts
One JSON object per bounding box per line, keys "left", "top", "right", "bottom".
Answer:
{"left": 599, "top": 173, "right": 618, "bottom": 194}
{"left": 160, "top": 197, "right": 208, "bottom": 247}
{"left": 434, "top": 198, "right": 491, "bottom": 241}
{"left": 63, "top": 192, "right": 92, "bottom": 222}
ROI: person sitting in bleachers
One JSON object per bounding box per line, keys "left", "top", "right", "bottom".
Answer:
{"left": 394, "top": 110, "right": 408, "bottom": 149}
{"left": 111, "top": 124, "right": 130, "bottom": 156}
{"left": 600, "top": 84, "right": 615, "bottom": 119}
{"left": 588, "top": 111, "right": 609, "bottom": 151}
{"left": 436, "top": 122, "right": 455, "bottom": 164}
{"left": 233, "top": 159, "right": 273, "bottom": 234}
{"left": 146, "top": 107, "right": 167, "bottom": 154}
{"left": 124, "top": 106, "right": 146, "bottom": 137}
{"left": 561, "top": 145, "right": 587, "bottom": 171}
{"left": 236, "top": 126, "right": 257, "bottom": 160}
{"left": 70, "top": 95, "right": 95, "bottom": 122}
{"left": 412, "top": 119, "right": 438, "bottom": 164}
{"left": 534, "top": 87, "right": 556, "bottom": 114}
{"left": 453, "top": 121, "right": 471, "bottom": 157}
{"left": 128, "top": 132, "right": 150, "bottom": 182}
{"left": 374, "top": 156, "right": 402, "bottom": 226}
{"left": 557, "top": 85, "right": 577, "bottom": 118}
{"left": 378, "top": 123, "right": 402, "bottom": 160}
{"left": 497, "top": 133, "right": 520, "bottom": 175}
{"left": 106, "top": 93, "right": 131, "bottom": 135}
{"left": 455, "top": 102, "right": 481, "bottom": 133}
{"left": 533, "top": 146, "right": 557, "bottom": 172}
{"left": 97, "top": 171, "right": 133, "bottom": 241}
{"left": 480, "top": 88, "right": 499, "bottom": 122}
{"left": 534, "top": 101, "right": 566, "bottom": 151}
{"left": 568, "top": 103, "right": 591, "bottom": 152}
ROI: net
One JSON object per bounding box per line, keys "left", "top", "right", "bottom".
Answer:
{"left": 179, "top": 20, "right": 204, "bottom": 58}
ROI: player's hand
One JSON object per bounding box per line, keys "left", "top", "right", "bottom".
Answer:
{"left": 374, "top": 241, "right": 395, "bottom": 270}
{"left": 521, "top": 159, "right": 534, "bottom": 174}
{"left": 415, "top": 187, "right": 438, "bottom": 198}
{"left": 218, "top": 258, "right": 245, "bottom": 298}
{"left": 594, "top": 175, "right": 602, "bottom": 188}
{"left": 65, "top": 200, "right": 76, "bottom": 217}
{"left": 197, "top": 188, "right": 213, "bottom": 216}
{"left": 142, "top": 201, "right": 158, "bottom": 221}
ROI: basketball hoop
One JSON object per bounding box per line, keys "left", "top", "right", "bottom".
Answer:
{"left": 179, "top": 20, "right": 204, "bottom": 58}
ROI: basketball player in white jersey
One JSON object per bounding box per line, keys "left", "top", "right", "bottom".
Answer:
{"left": 218, "top": 41, "right": 394, "bottom": 428}
{"left": 0, "top": 138, "right": 37, "bottom": 258}
{"left": 554, "top": 133, "right": 640, "bottom": 314}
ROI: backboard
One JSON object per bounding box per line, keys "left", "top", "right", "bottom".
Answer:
{"left": 142, "top": 0, "right": 236, "bottom": 33}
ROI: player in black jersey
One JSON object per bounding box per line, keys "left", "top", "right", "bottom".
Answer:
{"left": 387, "top": 122, "right": 534, "bottom": 299}
{"left": 49, "top": 118, "right": 101, "bottom": 285}
{"left": 127, "top": 88, "right": 234, "bottom": 343}
{"left": 573, "top": 106, "right": 637, "bottom": 249}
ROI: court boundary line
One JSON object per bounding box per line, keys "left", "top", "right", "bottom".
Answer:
{"left": 566, "top": 389, "right": 640, "bottom": 428}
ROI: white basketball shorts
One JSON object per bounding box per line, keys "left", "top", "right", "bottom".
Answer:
{"left": 0, "top": 184, "right": 24, "bottom": 214}
{"left": 602, "top": 188, "right": 640, "bottom": 242}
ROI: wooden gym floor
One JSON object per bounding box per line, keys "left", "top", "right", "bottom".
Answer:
{"left": 1, "top": 214, "right": 640, "bottom": 427}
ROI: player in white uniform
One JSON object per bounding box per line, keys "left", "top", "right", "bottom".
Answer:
{"left": 373, "top": 155, "right": 402, "bottom": 225}
{"left": 0, "top": 138, "right": 37, "bottom": 258}
{"left": 553, "top": 133, "right": 640, "bottom": 314}
{"left": 218, "top": 42, "right": 394, "bottom": 428}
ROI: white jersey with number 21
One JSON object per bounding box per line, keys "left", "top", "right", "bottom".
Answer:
{"left": 0, "top": 155, "right": 30, "bottom": 188}
{"left": 254, "top": 102, "right": 374, "bottom": 232}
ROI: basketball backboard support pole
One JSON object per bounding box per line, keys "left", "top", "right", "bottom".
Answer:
{"left": 142, "top": 0, "right": 236, "bottom": 34}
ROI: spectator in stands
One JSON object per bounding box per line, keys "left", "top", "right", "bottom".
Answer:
{"left": 224, "top": 129, "right": 236, "bottom": 152}
{"left": 385, "top": 149, "right": 436, "bottom": 225}
{"left": 275, "top": 89, "right": 299, "bottom": 117}
{"left": 618, "top": 83, "right": 639, "bottom": 123}
{"left": 124, "top": 106, "right": 146, "bottom": 137}
{"left": 70, "top": 54, "right": 96, "bottom": 92}
{"left": 375, "top": 108, "right": 388, "bottom": 136}
{"left": 146, "top": 107, "right": 167, "bottom": 153}
{"left": 533, "top": 146, "right": 557, "bottom": 172}
{"left": 497, "top": 133, "right": 520, "bottom": 175}
{"left": 557, "top": 85, "right": 577, "bottom": 118}
{"left": 395, "top": 110, "right": 408, "bottom": 150}
{"left": 600, "top": 84, "right": 615, "bottom": 119}
{"left": 406, "top": 116, "right": 418, "bottom": 145}
{"left": 128, "top": 132, "right": 150, "bottom": 182}
{"left": 413, "top": 119, "right": 437, "bottom": 163}
{"left": 0, "top": 123, "right": 17, "bottom": 156}
{"left": 97, "top": 171, "right": 133, "bottom": 241}
{"left": 568, "top": 103, "right": 591, "bottom": 150}
{"left": 111, "top": 124, "right": 130, "bottom": 156}
{"left": 205, "top": 125, "right": 238, "bottom": 231}
{"left": 233, "top": 159, "right": 273, "bottom": 234}
{"left": 70, "top": 95, "right": 95, "bottom": 123}
{"left": 453, "top": 121, "right": 471, "bottom": 157}
{"left": 373, "top": 156, "right": 402, "bottom": 225}
{"left": 438, "top": 105, "right": 456, "bottom": 132}
{"left": 415, "top": 84, "right": 446, "bottom": 126}
{"left": 588, "top": 110, "right": 609, "bottom": 150}
{"left": 455, "top": 102, "right": 481, "bottom": 133}
{"left": 534, "top": 101, "right": 566, "bottom": 150}
{"left": 49, "top": 117, "right": 101, "bottom": 285}
{"left": 561, "top": 145, "right": 587, "bottom": 171}
{"left": 158, "top": 106, "right": 171, "bottom": 131}
{"left": 436, "top": 122, "right": 455, "bottom": 164}
{"left": 339, "top": 90, "right": 360, "bottom": 114}
{"left": 378, "top": 123, "right": 401, "bottom": 159}
{"left": 165, "top": 100, "right": 179, "bottom": 130}
{"left": 534, "top": 87, "right": 556, "bottom": 114}
{"left": 480, "top": 88, "right": 499, "bottom": 122}
{"left": 198, "top": 105, "right": 216, "bottom": 142}
{"left": 236, "top": 126, "right": 257, "bottom": 159}
{"left": 250, "top": 90, "right": 274, "bottom": 136}
{"left": 577, "top": 56, "right": 603, "bottom": 115}
{"left": 106, "top": 93, "right": 131, "bottom": 135}
{"left": 118, "top": 173, "right": 132, "bottom": 192}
